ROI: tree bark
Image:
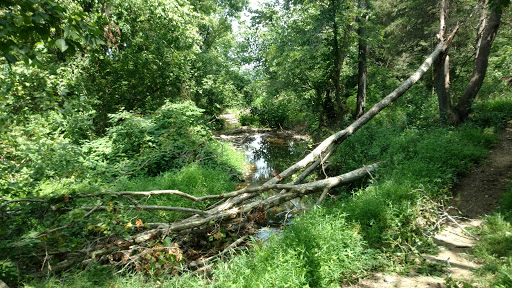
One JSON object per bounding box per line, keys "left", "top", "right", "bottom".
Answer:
{"left": 452, "top": 0, "right": 503, "bottom": 124}
{"left": 355, "top": 0, "right": 368, "bottom": 120}
{"left": 331, "top": 0, "right": 344, "bottom": 125}
{"left": 434, "top": 0, "right": 453, "bottom": 123}
{"left": 435, "top": 52, "right": 453, "bottom": 123}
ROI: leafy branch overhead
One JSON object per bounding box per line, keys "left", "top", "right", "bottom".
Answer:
{"left": 0, "top": 0, "right": 104, "bottom": 64}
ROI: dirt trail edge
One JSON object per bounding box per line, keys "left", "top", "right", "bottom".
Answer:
{"left": 351, "top": 123, "right": 512, "bottom": 288}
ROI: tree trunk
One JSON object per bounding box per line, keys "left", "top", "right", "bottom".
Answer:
{"left": 434, "top": 52, "right": 453, "bottom": 123}
{"left": 355, "top": 0, "right": 368, "bottom": 120}
{"left": 316, "top": 87, "right": 325, "bottom": 129}
{"left": 434, "top": 0, "right": 453, "bottom": 123}
{"left": 452, "top": 0, "right": 503, "bottom": 124}
{"left": 331, "top": 0, "right": 344, "bottom": 125}
{"left": 323, "top": 89, "right": 336, "bottom": 125}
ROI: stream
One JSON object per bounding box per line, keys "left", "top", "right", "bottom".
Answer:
{"left": 216, "top": 122, "right": 312, "bottom": 240}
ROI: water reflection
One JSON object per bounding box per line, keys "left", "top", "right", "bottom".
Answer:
{"left": 242, "top": 133, "right": 306, "bottom": 186}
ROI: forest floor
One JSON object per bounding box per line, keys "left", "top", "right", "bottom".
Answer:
{"left": 352, "top": 123, "right": 512, "bottom": 288}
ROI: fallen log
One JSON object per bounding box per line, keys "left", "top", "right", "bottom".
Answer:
{"left": 122, "top": 163, "right": 379, "bottom": 243}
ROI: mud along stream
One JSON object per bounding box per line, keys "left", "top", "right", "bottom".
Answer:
{"left": 215, "top": 124, "right": 312, "bottom": 240}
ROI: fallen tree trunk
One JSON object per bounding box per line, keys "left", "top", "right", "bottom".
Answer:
{"left": 34, "top": 163, "right": 378, "bottom": 275}
{"left": 129, "top": 163, "right": 379, "bottom": 241}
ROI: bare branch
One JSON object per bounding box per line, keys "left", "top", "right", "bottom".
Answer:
{"left": 83, "top": 205, "right": 210, "bottom": 216}
{"left": 188, "top": 235, "right": 248, "bottom": 269}
{"left": 35, "top": 203, "right": 104, "bottom": 238}
{"left": 0, "top": 198, "right": 46, "bottom": 209}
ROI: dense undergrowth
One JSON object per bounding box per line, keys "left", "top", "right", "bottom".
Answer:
{"left": 12, "top": 90, "right": 510, "bottom": 287}
{"left": 0, "top": 101, "right": 247, "bottom": 286}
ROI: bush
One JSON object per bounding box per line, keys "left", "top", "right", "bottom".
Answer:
{"left": 83, "top": 101, "right": 243, "bottom": 180}
{"left": 251, "top": 99, "right": 290, "bottom": 128}
{"left": 239, "top": 113, "right": 259, "bottom": 126}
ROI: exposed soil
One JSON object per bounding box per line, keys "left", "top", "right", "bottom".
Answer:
{"left": 450, "top": 123, "right": 512, "bottom": 218}
{"left": 351, "top": 122, "right": 512, "bottom": 288}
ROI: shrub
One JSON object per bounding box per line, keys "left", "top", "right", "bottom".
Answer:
{"left": 251, "top": 99, "right": 290, "bottom": 128}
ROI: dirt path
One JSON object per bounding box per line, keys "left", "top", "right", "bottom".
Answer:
{"left": 351, "top": 123, "right": 512, "bottom": 288}
{"left": 450, "top": 123, "right": 512, "bottom": 218}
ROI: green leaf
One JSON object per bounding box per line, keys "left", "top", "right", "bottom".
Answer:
{"left": 5, "top": 53, "right": 17, "bottom": 63}
{"left": 55, "top": 38, "right": 68, "bottom": 52}
{"left": 63, "top": 25, "right": 71, "bottom": 38}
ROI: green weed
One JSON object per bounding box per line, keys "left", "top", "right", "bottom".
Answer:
{"left": 473, "top": 183, "right": 512, "bottom": 287}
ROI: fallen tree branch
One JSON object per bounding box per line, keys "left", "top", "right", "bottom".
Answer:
{"left": 317, "top": 188, "right": 331, "bottom": 205}
{"left": 35, "top": 203, "right": 104, "bottom": 238}
{"left": 442, "top": 211, "right": 480, "bottom": 240}
{"left": 188, "top": 235, "right": 248, "bottom": 270}
{"left": 82, "top": 205, "right": 210, "bottom": 216}
{"left": 133, "top": 163, "right": 379, "bottom": 243}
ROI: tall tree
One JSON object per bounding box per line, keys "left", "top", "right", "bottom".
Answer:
{"left": 250, "top": 0, "right": 357, "bottom": 127}
{"left": 355, "top": 0, "right": 369, "bottom": 119}
{"left": 451, "top": 0, "right": 507, "bottom": 123}
{"left": 434, "top": 0, "right": 508, "bottom": 124}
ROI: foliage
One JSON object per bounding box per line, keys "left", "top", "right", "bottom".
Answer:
{"left": 250, "top": 99, "right": 290, "bottom": 128}
{"left": 0, "top": 152, "right": 244, "bottom": 286}
{"left": 333, "top": 122, "right": 496, "bottom": 248}
{"left": 79, "top": 0, "right": 250, "bottom": 131}
{"left": 474, "top": 191, "right": 512, "bottom": 287}
{"left": 2, "top": 0, "right": 512, "bottom": 286}
{"left": 0, "top": 100, "right": 243, "bottom": 199}
{"left": 111, "top": 161, "right": 243, "bottom": 222}
{"left": 196, "top": 207, "right": 378, "bottom": 287}
{"left": 0, "top": 0, "right": 104, "bottom": 64}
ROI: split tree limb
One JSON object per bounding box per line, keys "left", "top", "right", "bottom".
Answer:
{"left": 442, "top": 211, "right": 480, "bottom": 240}
{"left": 316, "top": 188, "right": 331, "bottom": 205}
